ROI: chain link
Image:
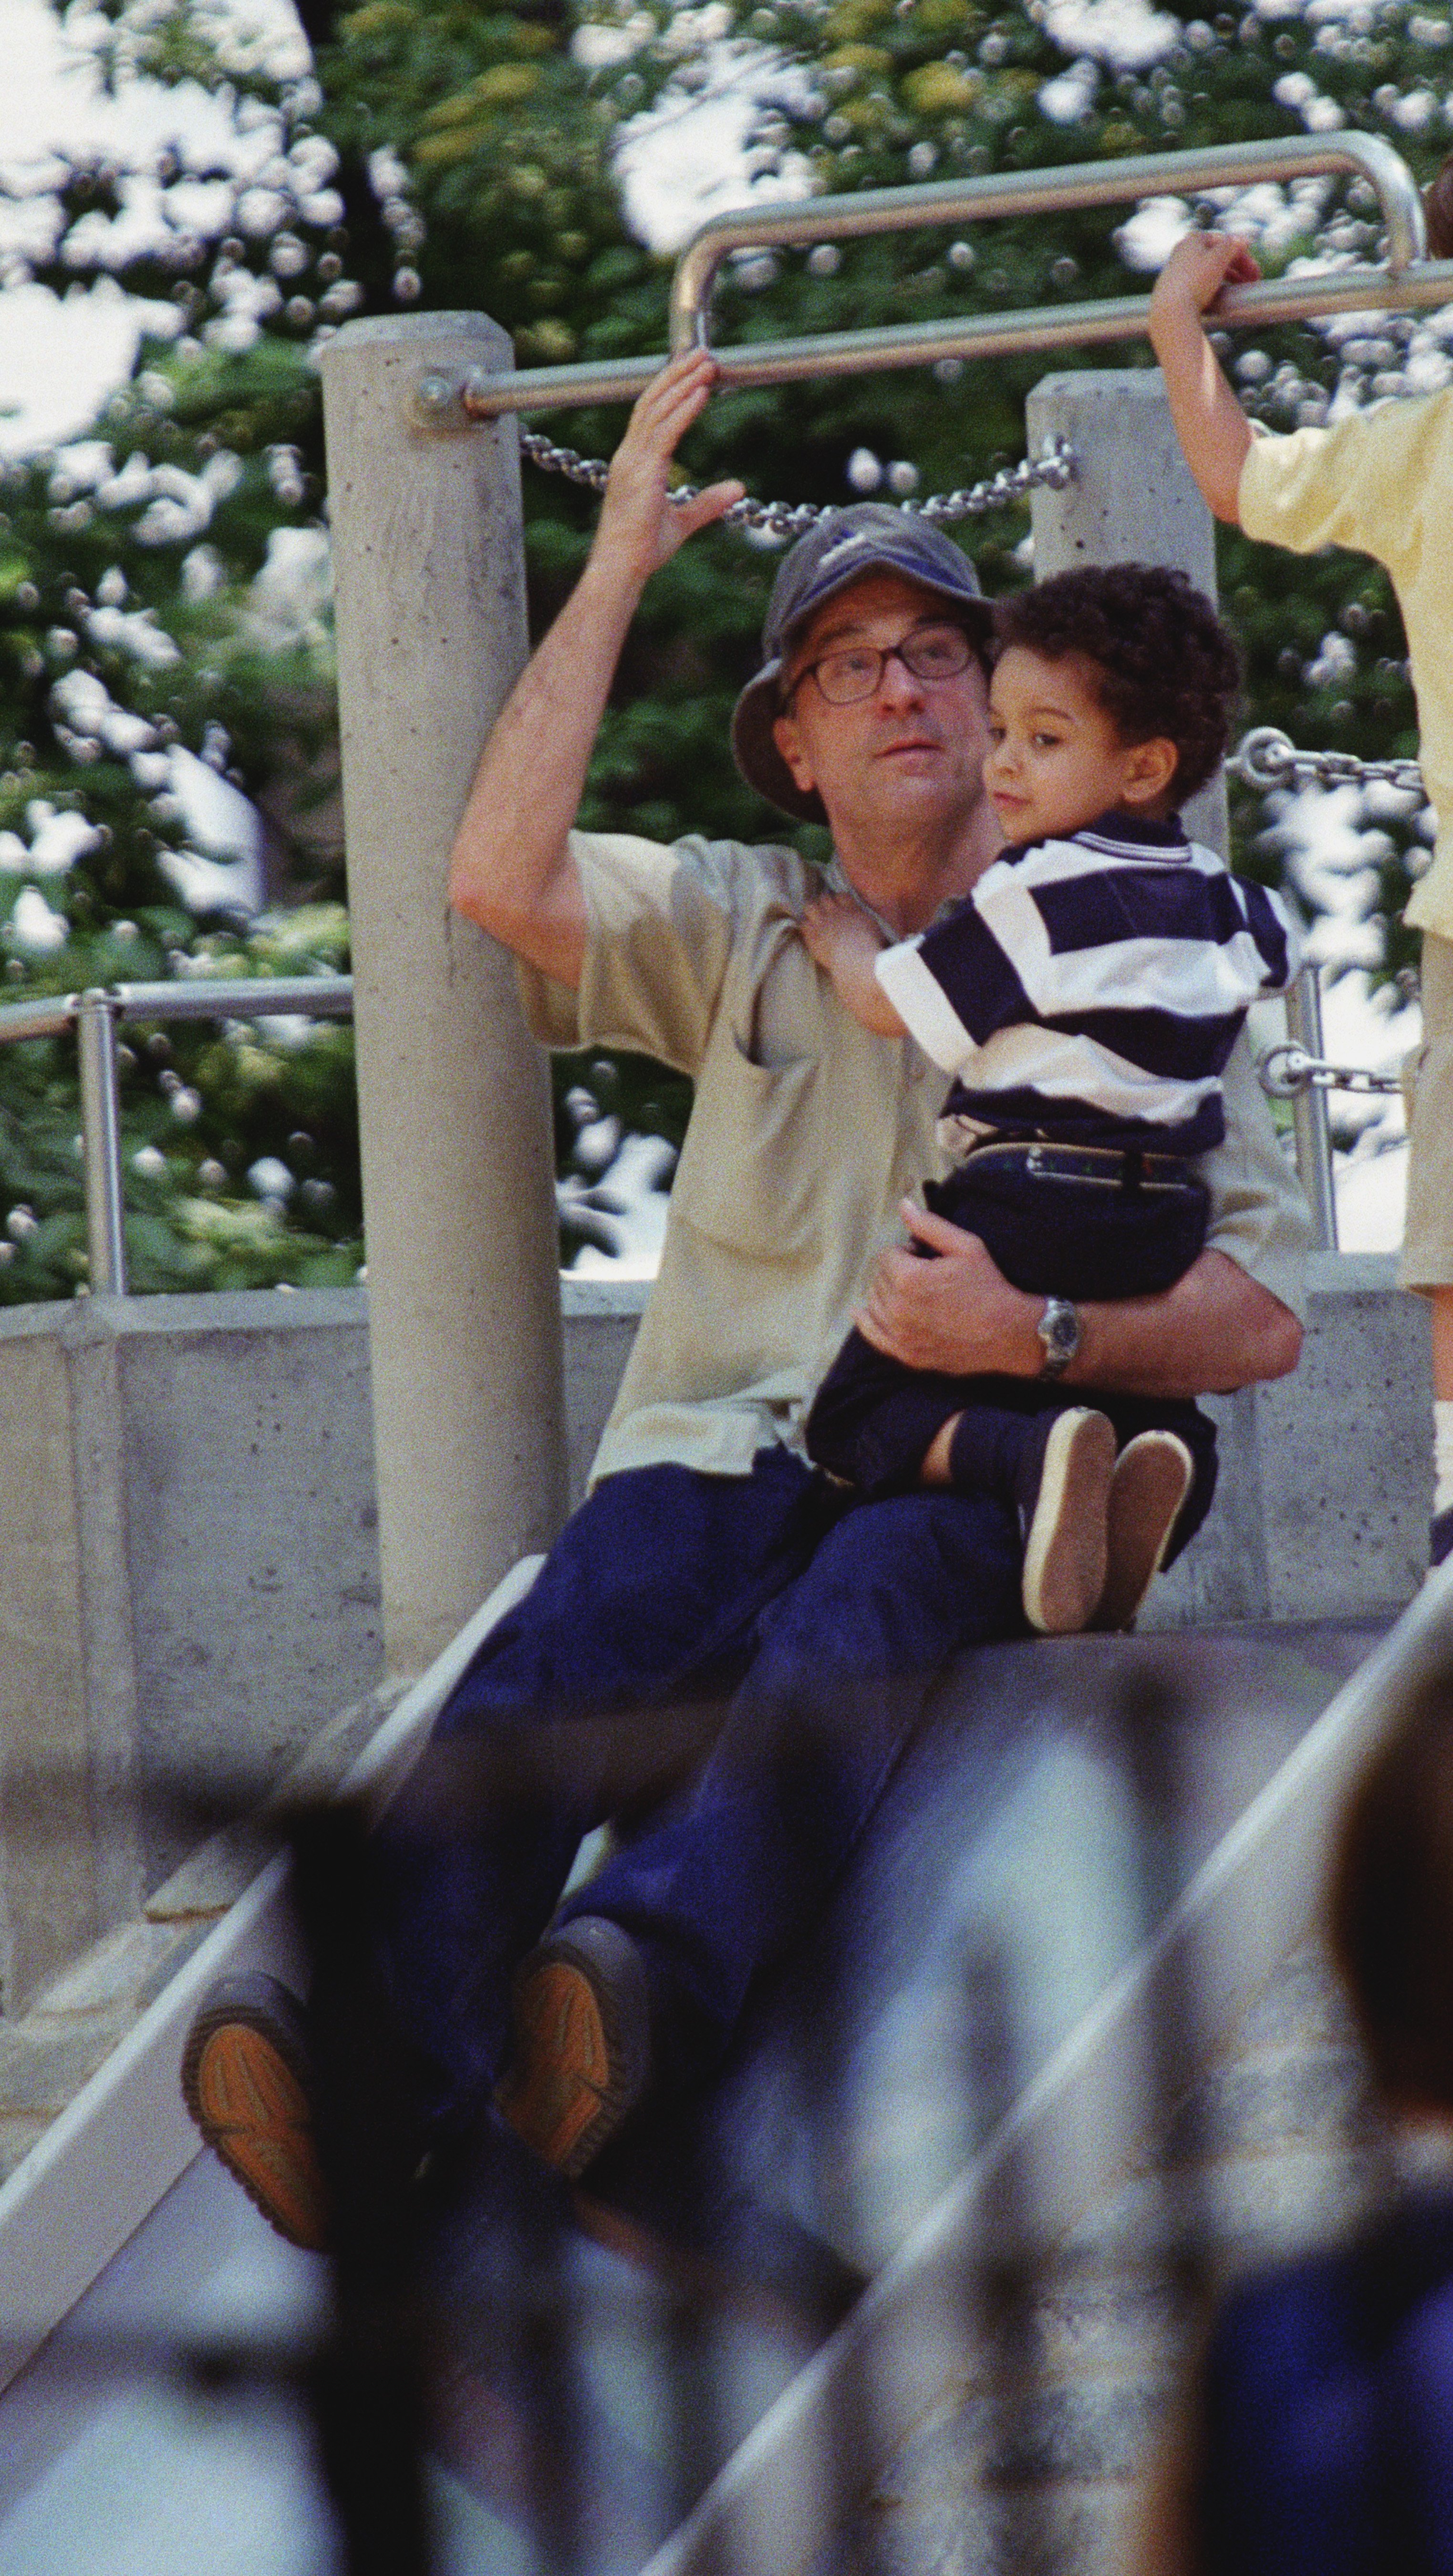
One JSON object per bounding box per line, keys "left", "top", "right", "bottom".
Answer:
{"left": 1257, "top": 1041, "right": 1404, "bottom": 1100}
{"left": 518, "top": 430, "right": 1076, "bottom": 535}
{"left": 1231, "top": 724, "right": 1426, "bottom": 799}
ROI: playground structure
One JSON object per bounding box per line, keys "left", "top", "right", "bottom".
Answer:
{"left": 0, "top": 129, "right": 1450, "bottom": 2576}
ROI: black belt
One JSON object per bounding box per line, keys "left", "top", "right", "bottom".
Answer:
{"left": 955, "top": 1138, "right": 1198, "bottom": 1193}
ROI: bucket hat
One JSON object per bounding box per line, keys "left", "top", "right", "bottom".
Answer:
{"left": 730, "top": 503, "right": 994, "bottom": 825}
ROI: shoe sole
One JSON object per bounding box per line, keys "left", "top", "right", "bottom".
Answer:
{"left": 1094, "top": 1432, "right": 1195, "bottom": 1632}
{"left": 497, "top": 1928, "right": 649, "bottom": 2181}
{"left": 1021, "top": 1408, "right": 1116, "bottom": 1636}
{"left": 180, "top": 1975, "right": 329, "bottom": 2252}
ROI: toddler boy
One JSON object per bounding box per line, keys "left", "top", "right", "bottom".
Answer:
{"left": 1149, "top": 164, "right": 1453, "bottom": 1566}
{"left": 802, "top": 563, "right": 1295, "bottom": 1634}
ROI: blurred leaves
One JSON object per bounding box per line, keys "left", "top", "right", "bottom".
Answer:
{"left": 1, "top": 0, "right": 1450, "bottom": 1289}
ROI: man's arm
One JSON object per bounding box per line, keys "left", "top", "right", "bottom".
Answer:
{"left": 857, "top": 1205, "right": 1301, "bottom": 1395}
{"left": 1147, "top": 231, "right": 1262, "bottom": 526}
{"left": 446, "top": 352, "right": 743, "bottom": 991}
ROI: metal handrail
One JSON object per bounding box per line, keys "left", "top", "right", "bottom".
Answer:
{"left": 0, "top": 975, "right": 353, "bottom": 1298}
{"left": 419, "top": 131, "right": 1447, "bottom": 425}
{"left": 1279, "top": 964, "right": 1338, "bottom": 1255}
{"left": 0, "top": 957, "right": 1356, "bottom": 1281}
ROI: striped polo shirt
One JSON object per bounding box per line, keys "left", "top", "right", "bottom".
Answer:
{"left": 874, "top": 810, "right": 1297, "bottom": 1157}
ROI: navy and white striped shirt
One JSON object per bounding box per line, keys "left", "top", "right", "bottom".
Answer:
{"left": 874, "top": 810, "right": 1297, "bottom": 1157}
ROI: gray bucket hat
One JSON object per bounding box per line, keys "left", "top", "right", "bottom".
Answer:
{"left": 730, "top": 503, "right": 994, "bottom": 825}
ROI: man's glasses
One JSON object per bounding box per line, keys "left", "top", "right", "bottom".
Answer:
{"left": 783, "top": 620, "right": 977, "bottom": 709}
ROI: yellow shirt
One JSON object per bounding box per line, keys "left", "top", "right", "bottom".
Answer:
{"left": 1238, "top": 391, "right": 1453, "bottom": 942}
{"left": 521, "top": 828, "right": 1310, "bottom": 1488}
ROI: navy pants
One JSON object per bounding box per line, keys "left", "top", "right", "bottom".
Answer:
{"left": 372, "top": 1448, "right": 1021, "bottom": 2140}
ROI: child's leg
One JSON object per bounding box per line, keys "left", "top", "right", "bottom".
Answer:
{"left": 805, "top": 1325, "right": 965, "bottom": 1497}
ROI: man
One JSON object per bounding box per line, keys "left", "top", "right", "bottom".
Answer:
{"left": 182, "top": 352, "right": 1306, "bottom": 2248}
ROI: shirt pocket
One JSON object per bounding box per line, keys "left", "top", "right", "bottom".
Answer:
{"left": 671, "top": 1033, "right": 821, "bottom": 1263}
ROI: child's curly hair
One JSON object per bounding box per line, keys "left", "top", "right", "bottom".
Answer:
{"left": 992, "top": 563, "right": 1240, "bottom": 803}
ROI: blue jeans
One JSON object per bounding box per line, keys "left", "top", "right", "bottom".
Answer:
{"left": 372, "top": 1449, "right": 1021, "bottom": 2138}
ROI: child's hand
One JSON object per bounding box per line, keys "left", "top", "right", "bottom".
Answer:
{"left": 799, "top": 892, "right": 906, "bottom": 1037}
{"left": 799, "top": 890, "right": 885, "bottom": 976}
{"left": 1150, "top": 230, "right": 1261, "bottom": 328}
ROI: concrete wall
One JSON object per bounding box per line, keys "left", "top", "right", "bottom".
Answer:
{"left": 0, "top": 1291, "right": 383, "bottom": 2011}
{"left": 0, "top": 1259, "right": 1429, "bottom": 2011}
{"left": 1146, "top": 1253, "right": 1431, "bottom": 1630}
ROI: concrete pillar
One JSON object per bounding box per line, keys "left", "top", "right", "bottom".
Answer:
{"left": 1026, "top": 369, "right": 1227, "bottom": 856}
{"left": 321, "top": 313, "right": 568, "bottom": 1675}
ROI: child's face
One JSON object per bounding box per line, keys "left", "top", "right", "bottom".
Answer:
{"left": 985, "top": 646, "right": 1178, "bottom": 846}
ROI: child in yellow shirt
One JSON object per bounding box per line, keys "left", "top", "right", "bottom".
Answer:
{"left": 1149, "top": 163, "right": 1453, "bottom": 1568}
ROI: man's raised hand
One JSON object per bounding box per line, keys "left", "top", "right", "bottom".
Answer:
{"left": 593, "top": 350, "right": 746, "bottom": 588}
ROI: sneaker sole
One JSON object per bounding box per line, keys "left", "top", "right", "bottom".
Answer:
{"left": 1021, "top": 1408, "right": 1116, "bottom": 1636}
{"left": 180, "top": 1976, "right": 329, "bottom": 2252}
{"left": 1094, "top": 1432, "right": 1195, "bottom": 1632}
{"left": 497, "top": 1927, "right": 649, "bottom": 2181}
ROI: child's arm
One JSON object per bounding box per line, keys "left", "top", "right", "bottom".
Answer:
{"left": 1148, "top": 232, "right": 1263, "bottom": 525}
{"left": 799, "top": 892, "right": 907, "bottom": 1038}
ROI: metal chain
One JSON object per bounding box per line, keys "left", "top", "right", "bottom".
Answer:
{"left": 1231, "top": 724, "right": 1425, "bottom": 798}
{"left": 518, "top": 430, "right": 1076, "bottom": 535}
{"left": 1234, "top": 725, "right": 1425, "bottom": 1105}
{"left": 1258, "top": 1041, "right": 1404, "bottom": 1101}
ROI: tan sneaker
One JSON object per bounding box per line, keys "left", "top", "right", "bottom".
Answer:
{"left": 1016, "top": 1407, "right": 1117, "bottom": 1636}
{"left": 1093, "top": 1431, "right": 1195, "bottom": 1632}
{"left": 496, "top": 1917, "right": 651, "bottom": 2180}
{"left": 180, "top": 1974, "right": 329, "bottom": 2251}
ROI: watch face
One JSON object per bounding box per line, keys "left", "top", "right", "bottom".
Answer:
{"left": 1039, "top": 1300, "right": 1079, "bottom": 1369}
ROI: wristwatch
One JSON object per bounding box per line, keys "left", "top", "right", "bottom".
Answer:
{"left": 1036, "top": 1294, "right": 1081, "bottom": 1380}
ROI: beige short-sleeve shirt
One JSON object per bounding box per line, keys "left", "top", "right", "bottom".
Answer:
{"left": 520, "top": 828, "right": 1310, "bottom": 1488}
{"left": 1238, "top": 392, "right": 1453, "bottom": 941}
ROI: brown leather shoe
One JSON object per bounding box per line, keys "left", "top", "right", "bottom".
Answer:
{"left": 495, "top": 1918, "right": 651, "bottom": 2180}
{"left": 1093, "top": 1431, "right": 1195, "bottom": 1632}
{"left": 180, "top": 1973, "right": 329, "bottom": 2251}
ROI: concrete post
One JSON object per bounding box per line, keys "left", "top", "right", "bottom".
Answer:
{"left": 321, "top": 313, "right": 568, "bottom": 1675}
{"left": 1026, "top": 369, "right": 1227, "bottom": 856}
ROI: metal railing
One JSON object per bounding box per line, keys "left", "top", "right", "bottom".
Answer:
{"left": 1269, "top": 963, "right": 1340, "bottom": 1254}
{"left": 0, "top": 956, "right": 1397, "bottom": 1282}
{"left": 0, "top": 975, "right": 353, "bottom": 1297}
{"left": 415, "top": 132, "right": 1449, "bottom": 426}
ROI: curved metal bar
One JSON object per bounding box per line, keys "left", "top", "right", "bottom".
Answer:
{"left": 0, "top": 975, "right": 354, "bottom": 1303}
{"left": 440, "top": 130, "right": 1439, "bottom": 422}
{"left": 451, "top": 255, "right": 1453, "bottom": 422}
{"left": 668, "top": 131, "right": 1425, "bottom": 355}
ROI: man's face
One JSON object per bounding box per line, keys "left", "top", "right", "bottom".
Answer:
{"left": 770, "top": 572, "right": 992, "bottom": 846}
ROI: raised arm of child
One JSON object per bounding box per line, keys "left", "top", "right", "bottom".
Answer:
{"left": 799, "top": 891, "right": 907, "bottom": 1038}
{"left": 1147, "top": 231, "right": 1263, "bottom": 525}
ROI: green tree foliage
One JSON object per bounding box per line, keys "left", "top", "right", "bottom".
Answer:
{"left": 2, "top": 0, "right": 1449, "bottom": 1288}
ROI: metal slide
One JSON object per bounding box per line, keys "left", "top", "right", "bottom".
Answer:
{"left": 0, "top": 1567, "right": 1446, "bottom": 2575}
